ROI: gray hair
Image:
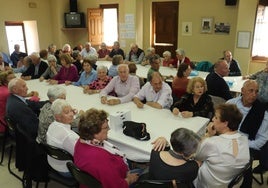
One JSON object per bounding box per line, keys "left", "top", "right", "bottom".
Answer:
{"left": 147, "top": 47, "right": 155, "bottom": 53}
{"left": 48, "top": 43, "right": 56, "bottom": 50}
{"left": 163, "top": 51, "right": 171, "bottom": 57}
{"left": 117, "top": 63, "right": 129, "bottom": 72}
{"left": 85, "top": 42, "right": 92, "bottom": 46}
{"left": 84, "top": 54, "right": 98, "bottom": 62}
{"left": 62, "top": 44, "right": 71, "bottom": 52}
{"left": 170, "top": 128, "right": 201, "bottom": 158}
{"left": 97, "top": 65, "right": 108, "bottom": 73}
{"left": 51, "top": 99, "right": 71, "bottom": 116}
{"left": 47, "top": 55, "right": 57, "bottom": 62}
{"left": 8, "top": 78, "right": 21, "bottom": 93}
{"left": 100, "top": 42, "right": 107, "bottom": 47}
{"left": 72, "top": 50, "right": 80, "bottom": 59}
{"left": 30, "top": 52, "right": 40, "bottom": 58}
{"left": 113, "top": 41, "right": 120, "bottom": 46}
{"left": 47, "top": 86, "right": 67, "bottom": 101}
{"left": 0, "top": 52, "right": 3, "bottom": 58}
{"left": 176, "top": 48, "right": 185, "bottom": 56}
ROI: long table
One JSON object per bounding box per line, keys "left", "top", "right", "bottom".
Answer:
{"left": 25, "top": 79, "right": 209, "bottom": 162}
{"left": 96, "top": 61, "right": 245, "bottom": 93}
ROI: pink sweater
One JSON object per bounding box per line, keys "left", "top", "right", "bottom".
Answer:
{"left": 0, "top": 86, "right": 9, "bottom": 132}
{"left": 53, "top": 65, "right": 79, "bottom": 84}
{"left": 74, "top": 140, "right": 129, "bottom": 188}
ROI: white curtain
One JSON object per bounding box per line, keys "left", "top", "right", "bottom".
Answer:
{"left": 252, "top": 5, "right": 268, "bottom": 57}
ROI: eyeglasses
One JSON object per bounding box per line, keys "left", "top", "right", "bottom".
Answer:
{"left": 102, "top": 125, "right": 110, "bottom": 130}
{"left": 102, "top": 119, "right": 110, "bottom": 130}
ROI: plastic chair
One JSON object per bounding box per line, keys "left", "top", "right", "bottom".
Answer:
{"left": 134, "top": 179, "right": 193, "bottom": 188}
{"left": 40, "top": 143, "right": 78, "bottom": 188}
{"left": 228, "top": 158, "right": 252, "bottom": 188}
{"left": 67, "top": 162, "right": 102, "bottom": 188}
{"left": 195, "top": 61, "right": 213, "bottom": 72}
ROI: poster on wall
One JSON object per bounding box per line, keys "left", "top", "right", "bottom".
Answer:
{"left": 182, "top": 22, "right": 192, "bottom": 36}
{"left": 214, "top": 22, "right": 230, "bottom": 34}
{"left": 119, "top": 14, "right": 135, "bottom": 40}
{"left": 237, "top": 31, "right": 251, "bottom": 49}
{"left": 201, "top": 17, "right": 213, "bottom": 33}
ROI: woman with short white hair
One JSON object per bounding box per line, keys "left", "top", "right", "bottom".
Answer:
{"left": 39, "top": 55, "right": 62, "bottom": 81}
{"left": 46, "top": 99, "right": 79, "bottom": 177}
{"left": 83, "top": 65, "right": 112, "bottom": 94}
{"left": 37, "top": 86, "right": 66, "bottom": 143}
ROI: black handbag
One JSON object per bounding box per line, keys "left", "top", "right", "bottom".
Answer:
{"left": 122, "top": 121, "right": 150, "bottom": 141}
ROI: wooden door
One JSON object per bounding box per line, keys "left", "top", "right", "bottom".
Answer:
{"left": 152, "top": 2, "right": 178, "bottom": 58}
{"left": 87, "top": 8, "right": 103, "bottom": 46}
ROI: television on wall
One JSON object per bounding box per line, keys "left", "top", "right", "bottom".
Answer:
{"left": 64, "top": 12, "right": 85, "bottom": 28}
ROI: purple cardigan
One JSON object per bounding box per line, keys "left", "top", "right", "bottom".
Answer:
{"left": 53, "top": 65, "right": 79, "bottom": 84}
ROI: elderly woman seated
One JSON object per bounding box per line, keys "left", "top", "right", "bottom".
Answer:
{"left": 194, "top": 104, "right": 250, "bottom": 187}
{"left": 39, "top": 55, "right": 62, "bottom": 81}
{"left": 37, "top": 86, "right": 82, "bottom": 144}
{"left": 46, "top": 99, "right": 79, "bottom": 177}
{"left": 171, "top": 77, "right": 214, "bottom": 119}
{"left": 149, "top": 128, "right": 201, "bottom": 183}
{"left": 65, "top": 59, "right": 97, "bottom": 87}
{"left": 49, "top": 53, "right": 79, "bottom": 84}
{"left": 74, "top": 108, "right": 139, "bottom": 188}
{"left": 83, "top": 65, "right": 112, "bottom": 94}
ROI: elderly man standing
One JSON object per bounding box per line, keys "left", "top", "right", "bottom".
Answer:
{"left": 21, "top": 52, "right": 48, "bottom": 80}
{"left": 80, "top": 42, "right": 97, "bottom": 58}
{"left": 206, "top": 59, "right": 232, "bottom": 100}
{"left": 125, "top": 43, "right": 145, "bottom": 64}
{"left": 100, "top": 64, "right": 140, "bottom": 105}
{"left": 6, "top": 78, "right": 45, "bottom": 139}
{"left": 227, "top": 80, "right": 268, "bottom": 187}
{"left": 222, "top": 50, "right": 241, "bottom": 76}
{"left": 133, "top": 72, "right": 172, "bottom": 109}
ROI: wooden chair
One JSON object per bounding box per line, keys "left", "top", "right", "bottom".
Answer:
{"left": 67, "top": 162, "right": 102, "bottom": 188}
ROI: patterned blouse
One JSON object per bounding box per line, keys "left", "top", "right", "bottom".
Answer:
{"left": 89, "top": 76, "right": 112, "bottom": 90}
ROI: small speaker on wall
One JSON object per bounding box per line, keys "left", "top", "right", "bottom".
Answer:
{"left": 70, "top": 0, "right": 78, "bottom": 12}
{"left": 225, "top": 0, "right": 237, "bottom": 6}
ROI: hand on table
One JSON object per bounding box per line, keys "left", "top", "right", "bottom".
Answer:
{"left": 180, "top": 111, "right": 193, "bottom": 118}
{"left": 107, "top": 98, "right": 120, "bottom": 105}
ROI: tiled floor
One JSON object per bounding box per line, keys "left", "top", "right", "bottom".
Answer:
{"left": 0, "top": 147, "right": 267, "bottom": 188}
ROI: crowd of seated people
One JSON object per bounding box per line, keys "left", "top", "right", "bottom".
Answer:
{"left": 3, "top": 41, "right": 268, "bottom": 188}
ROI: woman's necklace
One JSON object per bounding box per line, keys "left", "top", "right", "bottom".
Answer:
{"left": 168, "top": 150, "right": 188, "bottom": 161}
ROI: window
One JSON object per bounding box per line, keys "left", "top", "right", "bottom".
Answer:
{"left": 5, "top": 21, "right": 39, "bottom": 55}
{"left": 103, "top": 8, "right": 118, "bottom": 46}
{"left": 252, "top": 5, "right": 268, "bottom": 59}
{"left": 5, "top": 22, "right": 27, "bottom": 54}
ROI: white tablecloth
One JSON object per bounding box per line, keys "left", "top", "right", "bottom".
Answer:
{"left": 25, "top": 79, "right": 209, "bottom": 162}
